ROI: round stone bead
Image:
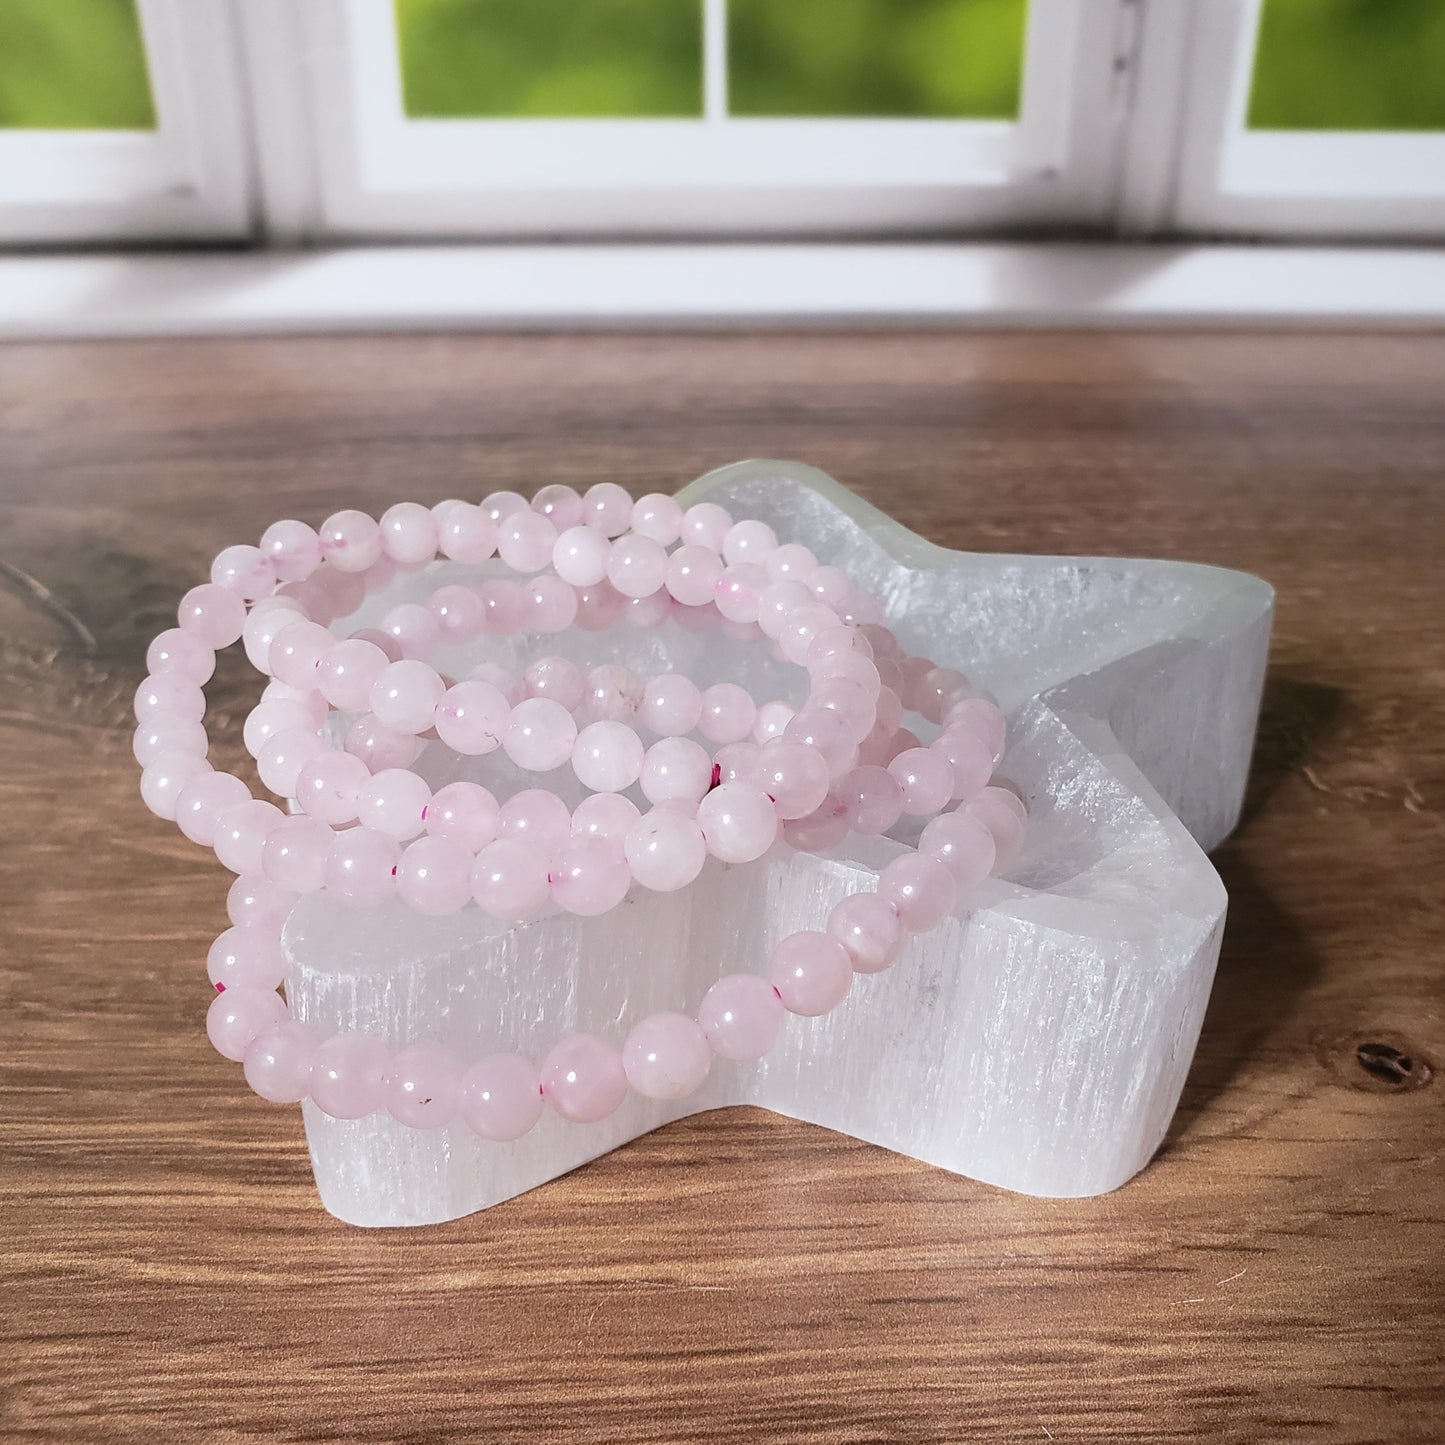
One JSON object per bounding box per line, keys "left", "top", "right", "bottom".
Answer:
{"left": 696, "top": 782, "right": 778, "bottom": 864}
{"left": 268, "top": 619, "right": 334, "bottom": 688}
{"left": 134, "top": 672, "right": 205, "bottom": 725}
{"left": 714, "top": 563, "right": 768, "bottom": 624}
{"left": 294, "top": 749, "right": 371, "bottom": 826}
{"left": 259, "top": 519, "right": 322, "bottom": 582}
{"left": 532, "top": 483, "right": 585, "bottom": 530}
{"left": 461, "top": 1054, "right": 544, "bottom": 1141}
{"left": 211, "top": 544, "right": 276, "bottom": 602}
{"left": 781, "top": 800, "right": 850, "bottom": 855}
{"left": 140, "top": 751, "right": 213, "bottom": 821}
{"left": 437, "top": 502, "right": 498, "bottom": 564}
{"left": 965, "top": 787, "right": 1027, "bottom": 870}
{"left": 243, "top": 1020, "right": 319, "bottom": 1103}
{"left": 177, "top": 582, "right": 247, "bottom": 648}
{"left": 606, "top": 534, "right": 669, "bottom": 599}
{"left": 553, "top": 525, "right": 610, "bottom": 587}
{"left": 146, "top": 628, "right": 215, "bottom": 686}
{"left": 385, "top": 1044, "right": 462, "bottom": 1128}
{"left": 722, "top": 518, "right": 777, "bottom": 566}
{"left": 755, "top": 704, "right": 799, "bottom": 746}
{"left": 213, "top": 799, "right": 285, "bottom": 874}
{"left": 918, "top": 810, "right": 997, "bottom": 891}
{"left": 639, "top": 674, "right": 702, "bottom": 737}
{"left": 497, "top": 788, "right": 573, "bottom": 853}
{"left": 766, "top": 543, "right": 818, "bottom": 584}
{"left": 571, "top": 791, "right": 642, "bottom": 844}
{"left": 946, "top": 696, "right": 1008, "bottom": 765}
{"left": 574, "top": 581, "right": 627, "bottom": 631}
{"left": 550, "top": 837, "right": 631, "bottom": 916}
{"left": 622, "top": 1013, "right": 711, "bottom": 1100}
{"left": 582, "top": 482, "right": 634, "bottom": 535}
{"left": 323, "top": 826, "right": 400, "bottom": 904}
{"left": 503, "top": 697, "right": 578, "bottom": 772}
{"left": 207, "top": 925, "right": 285, "bottom": 992}
{"left": 698, "top": 683, "right": 757, "bottom": 744}
{"left": 783, "top": 708, "right": 856, "bottom": 774}
{"left": 582, "top": 664, "right": 643, "bottom": 722}
{"left": 261, "top": 813, "right": 334, "bottom": 893}
{"left": 524, "top": 655, "right": 585, "bottom": 710}
{"left": 378, "top": 602, "right": 442, "bottom": 660}
{"left": 227, "top": 873, "right": 298, "bottom": 932}
{"left": 933, "top": 727, "right": 994, "bottom": 803}
{"left": 370, "top": 660, "right": 446, "bottom": 736}
{"left": 243, "top": 698, "right": 315, "bottom": 758}
{"left": 664, "top": 544, "right": 723, "bottom": 607}
{"left": 257, "top": 728, "right": 328, "bottom": 798}
{"left": 826, "top": 892, "right": 903, "bottom": 974}
{"left": 242, "top": 598, "right": 306, "bottom": 673}
{"left": 357, "top": 768, "right": 431, "bottom": 841}
{"left": 378, "top": 501, "right": 438, "bottom": 564}
{"left": 541, "top": 1033, "right": 629, "bottom": 1122}
{"left": 754, "top": 740, "right": 830, "bottom": 819}
{"left": 756, "top": 581, "right": 813, "bottom": 639}
{"left": 427, "top": 584, "right": 485, "bottom": 643}
{"left": 310, "top": 1033, "right": 391, "bottom": 1119}
{"left": 527, "top": 574, "right": 580, "bottom": 633}
{"left": 630, "top": 493, "right": 683, "bottom": 545}
{"left": 481, "top": 489, "right": 529, "bottom": 523}
{"left": 889, "top": 747, "right": 956, "bottom": 817}
{"left": 133, "top": 715, "right": 208, "bottom": 767}
{"left": 471, "top": 839, "right": 551, "bottom": 920}
{"left": 878, "top": 854, "right": 957, "bottom": 932}
{"left": 836, "top": 765, "right": 903, "bottom": 835}
{"left": 344, "top": 714, "right": 419, "bottom": 773}
{"left": 174, "top": 770, "right": 252, "bottom": 845}
{"left": 497, "top": 509, "right": 557, "bottom": 573}
{"left": 425, "top": 781, "right": 499, "bottom": 852}
{"left": 810, "top": 676, "right": 877, "bottom": 737}
{"left": 640, "top": 737, "right": 712, "bottom": 806}
{"left": 624, "top": 809, "right": 707, "bottom": 892}
{"left": 916, "top": 666, "right": 970, "bottom": 724}
{"left": 680, "top": 502, "right": 732, "bottom": 550}
{"left": 318, "top": 509, "right": 383, "bottom": 573}
{"left": 312, "top": 564, "right": 366, "bottom": 620}
{"left": 434, "top": 679, "right": 509, "bottom": 755}
{"left": 573, "top": 720, "right": 645, "bottom": 793}
{"left": 207, "top": 987, "right": 289, "bottom": 1062}
{"left": 697, "top": 974, "right": 785, "bottom": 1061}
{"left": 396, "top": 835, "right": 474, "bottom": 916}
{"left": 770, "top": 931, "right": 852, "bottom": 1016}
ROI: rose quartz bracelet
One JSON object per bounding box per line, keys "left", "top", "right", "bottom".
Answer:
{"left": 136, "top": 484, "right": 1025, "bottom": 1138}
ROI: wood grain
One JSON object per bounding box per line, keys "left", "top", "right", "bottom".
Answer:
{"left": 1, "top": 331, "right": 1442, "bottom": 1443}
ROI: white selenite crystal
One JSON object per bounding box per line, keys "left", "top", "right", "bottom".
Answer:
{"left": 283, "top": 461, "right": 1273, "bottom": 1227}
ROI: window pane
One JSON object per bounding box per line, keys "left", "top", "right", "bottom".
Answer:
{"left": 0, "top": 0, "right": 154, "bottom": 129}
{"left": 728, "top": 0, "right": 1027, "bottom": 119}
{"left": 395, "top": 0, "right": 702, "bottom": 119}
{"left": 1249, "top": 0, "right": 1445, "bottom": 131}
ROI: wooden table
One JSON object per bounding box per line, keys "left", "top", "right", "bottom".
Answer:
{"left": 2, "top": 332, "right": 1441, "bottom": 1443}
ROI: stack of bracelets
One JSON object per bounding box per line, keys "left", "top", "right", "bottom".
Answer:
{"left": 134, "top": 483, "right": 1026, "bottom": 1140}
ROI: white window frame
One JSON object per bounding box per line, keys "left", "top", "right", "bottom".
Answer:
{"left": 0, "top": 0, "right": 253, "bottom": 245}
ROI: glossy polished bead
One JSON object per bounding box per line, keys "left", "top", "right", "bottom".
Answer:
{"left": 461, "top": 1054, "right": 544, "bottom": 1141}
{"left": 425, "top": 781, "right": 499, "bottom": 852}
{"left": 767, "top": 542, "right": 818, "bottom": 584}
{"left": 243, "top": 1020, "right": 319, "bottom": 1103}
{"left": 261, "top": 813, "right": 334, "bottom": 893}
{"left": 503, "top": 696, "right": 578, "bottom": 772}
{"left": 378, "top": 501, "right": 438, "bottom": 564}
{"left": 756, "top": 581, "right": 813, "bottom": 639}
{"left": 133, "top": 715, "right": 208, "bottom": 767}
{"left": 947, "top": 697, "right": 1008, "bottom": 764}
{"left": 243, "top": 698, "right": 315, "bottom": 758}
{"left": 257, "top": 728, "right": 327, "bottom": 798}
{"left": 314, "top": 638, "right": 389, "bottom": 712}
{"left": 681, "top": 502, "right": 732, "bottom": 550}
{"left": 497, "top": 508, "right": 557, "bottom": 573}
{"left": 965, "top": 787, "right": 1027, "bottom": 870}
{"left": 698, "top": 973, "right": 785, "bottom": 1060}
{"left": 698, "top": 683, "right": 757, "bottom": 744}
{"left": 714, "top": 563, "right": 768, "bottom": 623}
{"left": 268, "top": 619, "right": 334, "bottom": 688}
{"left": 434, "top": 679, "right": 509, "bottom": 755}
{"left": 571, "top": 791, "right": 641, "bottom": 844}
{"left": 324, "top": 827, "right": 400, "bottom": 904}
{"left": 472, "top": 660, "right": 525, "bottom": 706}
{"left": 358, "top": 767, "right": 431, "bottom": 841}
{"left": 310, "top": 1033, "right": 390, "bottom": 1118}
{"left": 582, "top": 664, "right": 642, "bottom": 722}
{"left": 572, "top": 719, "right": 645, "bottom": 793}
{"left": 889, "top": 747, "right": 955, "bottom": 816}
{"left": 722, "top": 518, "right": 777, "bottom": 566}
{"left": 533, "top": 483, "right": 585, "bottom": 530}
{"left": 396, "top": 835, "right": 474, "bottom": 915}
{"left": 377, "top": 601, "right": 441, "bottom": 661}
{"left": 140, "top": 751, "right": 212, "bottom": 821}
{"left": 370, "top": 659, "right": 445, "bottom": 736}
{"left": 178, "top": 582, "right": 247, "bottom": 648}
{"left": 259, "top": 519, "right": 322, "bottom": 582}
{"left": 135, "top": 672, "right": 205, "bottom": 725}
{"left": 524, "top": 655, "right": 585, "bottom": 710}
{"left": 438, "top": 502, "right": 498, "bottom": 563}
{"left": 607, "top": 534, "right": 669, "bottom": 598}
{"left": 385, "top": 1044, "right": 462, "bottom": 1128}
{"left": 781, "top": 799, "right": 850, "bottom": 854}
{"left": 497, "top": 788, "right": 573, "bottom": 852}
{"left": 527, "top": 574, "right": 579, "bottom": 633}
{"left": 242, "top": 598, "right": 306, "bottom": 673}
{"left": 213, "top": 799, "right": 285, "bottom": 874}
{"left": 665, "top": 544, "right": 722, "bottom": 607}
{"left": 755, "top": 740, "right": 830, "bottom": 819}
{"left": 553, "top": 525, "right": 610, "bottom": 587}
{"left": 696, "top": 782, "right": 778, "bottom": 863}
{"left": 583, "top": 482, "right": 634, "bottom": 535}
{"left": 207, "top": 925, "right": 285, "bottom": 992}
{"left": 472, "top": 839, "right": 551, "bottom": 920}
{"left": 211, "top": 543, "right": 276, "bottom": 602}
{"left": 550, "top": 837, "right": 631, "bottom": 916}
{"left": 630, "top": 493, "right": 682, "bottom": 544}
{"left": 837, "top": 765, "right": 904, "bottom": 835}
{"left": 640, "top": 737, "right": 712, "bottom": 806}
{"left": 344, "top": 714, "right": 418, "bottom": 773}
{"left": 934, "top": 727, "right": 994, "bottom": 803}
{"left": 541, "top": 1033, "right": 629, "bottom": 1122}
{"left": 810, "top": 676, "right": 876, "bottom": 736}
{"left": 206, "top": 986, "right": 287, "bottom": 1062}
{"left": 826, "top": 892, "right": 903, "bottom": 974}
{"left": 146, "top": 627, "right": 215, "bottom": 685}
{"left": 879, "top": 854, "right": 957, "bottom": 932}
{"left": 481, "top": 489, "right": 529, "bottom": 523}
{"left": 227, "top": 873, "right": 298, "bottom": 932}
{"left": 295, "top": 749, "right": 371, "bottom": 826}
{"left": 752, "top": 700, "right": 797, "bottom": 744}
{"left": 319, "top": 509, "right": 382, "bottom": 573}
{"left": 573, "top": 581, "right": 626, "bottom": 631}
{"left": 639, "top": 673, "right": 702, "bottom": 737}
{"left": 622, "top": 1013, "right": 711, "bottom": 1100}
{"left": 919, "top": 810, "right": 997, "bottom": 890}
{"left": 783, "top": 707, "right": 855, "bottom": 773}
{"left": 770, "top": 931, "right": 852, "bottom": 1016}
{"left": 624, "top": 808, "right": 706, "bottom": 891}
{"left": 174, "top": 771, "right": 251, "bottom": 845}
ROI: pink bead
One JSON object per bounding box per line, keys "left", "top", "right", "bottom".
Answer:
{"left": 524, "top": 655, "right": 584, "bottom": 710}
{"left": 344, "top": 714, "right": 418, "bottom": 773}
{"left": 722, "top": 519, "right": 777, "bottom": 566}
{"left": 228, "top": 872, "right": 298, "bottom": 932}
{"left": 698, "top": 683, "right": 757, "bottom": 744}
{"left": 370, "top": 659, "right": 445, "bottom": 735}
{"left": 571, "top": 791, "right": 641, "bottom": 844}
{"left": 385, "top": 1044, "right": 462, "bottom": 1128}
{"left": 624, "top": 809, "right": 706, "bottom": 891}
{"left": 827, "top": 892, "right": 903, "bottom": 974}
{"left": 139, "top": 751, "right": 212, "bottom": 821}
{"left": 213, "top": 799, "right": 285, "bottom": 874}
{"left": 756, "top": 580, "right": 813, "bottom": 639}
{"left": 934, "top": 728, "right": 994, "bottom": 803}
{"left": 946, "top": 696, "right": 1008, "bottom": 764}
{"left": 295, "top": 748, "right": 371, "bottom": 826}
{"left": 498, "top": 788, "right": 573, "bottom": 852}
{"left": 532, "top": 483, "right": 585, "bottom": 530}
{"left": 175, "top": 770, "right": 251, "bottom": 845}
{"left": 541, "top": 1033, "right": 629, "bottom": 1122}
{"left": 242, "top": 597, "right": 305, "bottom": 673}
{"left": 889, "top": 747, "right": 955, "bottom": 816}
{"left": 497, "top": 509, "right": 557, "bottom": 573}
{"left": 965, "top": 787, "right": 1027, "bottom": 870}
{"left": 755, "top": 740, "right": 830, "bottom": 819}
{"left": 211, "top": 543, "right": 276, "bottom": 602}
{"left": 879, "top": 854, "right": 957, "bottom": 932}
{"left": 133, "top": 715, "right": 207, "bottom": 767}
{"left": 919, "top": 810, "right": 997, "bottom": 891}
{"left": 714, "top": 740, "right": 761, "bottom": 785}
{"left": 268, "top": 619, "right": 334, "bottom": 689}
{"left": 550, "top": 836, "right": 631, "bottom": 916}
{"left": 680, "top": 502, "right": 732, "bottom": 550}
{"left": 770, "top": 931, "right": 852, "bottom": 1016}
{"left": 751, "top": 700, "right": 796, "bottom": 744}
{"left": 781, "top": 606, "right": 844, "bottom": 668}
{"left": 623, "top": 1013, "right": 711, "bottom": 1100}
{"left": 781, "top": 801, "right": 850, "bottom": 854}
{"left": 426, "top": 781, "right": 499, "bottom": 852}
{"left": 784, "top": 708, "right": 857, "bottom": 774}
{"left": 472, "top": 661, "right": 525, "bottom": 706}
{"left": 476, "top": 578, "right": 527, "bottom": 635}
{"left": 503, "top": 696, "right": 578, "bottom": 772}
{"left": 146, "top": 627, "right": 215, "bottom": 685}
{"left": 260, "top": 814, "right": 333, "bottom": 893}
{"left": 639, "top": 673, "right": 702, "bottom": 737}
{"left": 243, "top": 698, "right": 314, "bottom": 758}
{"left": 134, "top": 672, "right": 205, "bottom": 725}
{"left": 526, "top": 574, "right": 579, "bottom": 633}
{"left": 319, "top": 509, "right": 382, "bottom": 573}
{"left": 552, "top": 525, "right": 610, "bottom": 587}
{"left": 582, "top": 664, "right": 641, "bottom": 722}
{"left": 714, "top": 563, "right": 769, "bottom": 624}
{"left": 472, "top": 839, "right": 551, "bottom": 920}
{"left": 640, "top": 737, "right": 712, "bottom": 806}
{"left": 434, "top": 678, "right": 509, "bottom": 755}
{"left": 259, "top": 519, "right": 322, "bottom": 582}
{"left": 378, "top": 501, "right": 438, "bottom": 564}
{"left": 665, "top": 544, "right": 723, "bottom": 607}
{"left": 461, "top": 1054, "right": 544, "bottom": 1140}
{"left": 324, "top": 827, "right": 400, "bottom": 904}
{"left": 177, "top": 582, "right": 246, "bottom": 648}
{"left": 917, "top": 666, "right": 970, "bottom": 724}
{"left": 573, "top": 581, "right": 626, "bottom": 631}
{"left": 243, "top": 1020, "right": 319, "bottom": 1103}
{"left": 207, "top": 926, "right": 285, "bottom": 991}
{"left": 696, "top": 782, "right": 779, "bottom": 863}
{"left": 836, "top": 765, "right": 904, "bottom": 836}
{"left": 606, "top": 534, "right": 669, "bottom": 598}
{"left": 766, "top": 543, "right": 818, "bottom": 584}
{"left": 437, "top": 502, "right": 498, "bottom": 563}
{"left": 572, "top": 719, "right": 645, "bottom": 792}
{"left": 378, "top": 602, "right": 441, "bottom": 661}
{"left": 631, "top": 493, "right": 683, "bottom": 544}
{"left": 582, "top": 482, "right": 634, "bottom": 535}
{"left": 809, "top": 566, "right": 851, "bottom": 609}
{"left": 207, "top": 987, "right": 287, "bottom": 1062}
{"left": 810, "top": 677, "right": 877, "bottom": 737}
{"left": 257, "top": 729, "right": 327, "bottom": 797}
{"left": 358, "top": 767, "right": 431, "bottom": 840}
{"left": 428, "top": 583, "right": 485, "bottom": 642}
{"left": 698, "top": 973, "right": 785, "bottom": 1061}
{"left": 396, "top": 835, "right": 474, "bottom": 915}
{"left": 310, "top": 1034, "right": 390, "bottom": 1118}
{"left": 481, "top": 489, "right": 529, "bottom": 523}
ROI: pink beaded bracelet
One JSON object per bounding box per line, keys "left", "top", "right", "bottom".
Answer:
{"left": 136, "top": 483, "right": 1025, "bottom": 1138}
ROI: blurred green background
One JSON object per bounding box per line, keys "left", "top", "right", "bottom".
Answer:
{"left": 1, "top": 0, "right": 1441, "bottom": 131}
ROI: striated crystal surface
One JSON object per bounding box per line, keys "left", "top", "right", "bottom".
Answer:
{"left": 284, "top": 461, "right": 1273, "bottom": 1226}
